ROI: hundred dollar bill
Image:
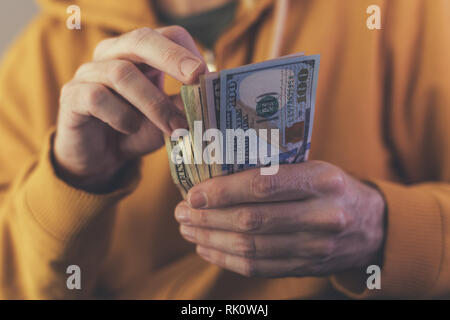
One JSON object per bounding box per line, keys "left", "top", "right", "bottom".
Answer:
{"left": 219, "top": 54, "right": 320, "bottom": 174}
{"left": 202, "top": 72, "right": 221, "bottom": 129}
{"left": 181, "top": 85, "right": 212, "bottom": 182}
{"left": 164, "top": 134, "right": 194, "bottom": 198}
{"left": 165, "top": 53, "right": 320, "bottom": 197}
{"left": 200, "top": 72, "right": 223, "bottom": 177}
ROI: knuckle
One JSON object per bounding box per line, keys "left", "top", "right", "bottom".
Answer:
{"left": 205, "top": 180, "right": 230, "bottom": 205}
{"left": 195, "top": 211, "right": 209, "bottom": 226}
{"left": 241, "top": 259, "right": 258, "bottom": 277}
{"left": 85, "top": 85, "right": 108, "bottom": 110}
{"left": 141, "top": 98, "right": 172, "bottom": 125}
{"left": 93, "top": 38, "right": 112, "bottom": 59}
{"left": 112, "top": 112, "right": 135, "bottom": 132}
{"left": 147, "top": 93, "right": 169, "bottom": 109}
{"left": 60, "top": 82, "right": 75, "bottom": 103}
{"left": 232, "top": 234, "right": 256, "bottom": 259}
{"left": 109, "top": 61, "right": 136, "bottom": 85}
{"left": 196, "top": 228, "right": 208, "bottom": 242}
{"left": 314, "top": 240, "right": 336, "bottom": 258}
{"left": 163, "top": 25, "right": 190, "bottom": 38}
{"left": 160, "top": 25, "right": 194, "bottom": 49}
{"left": 74, "top": 63, "right": 90, "bottom": 78}
{"left": 236, "top": 207, "right": 262, "bottom": 232}
{"left": 328, "top": 208, "right": 349, "bottom": 232}
{"left": 159, "top": 45, "right": 186, "bottom": 65}
{"left": 130, "top": 27, "right": 154, "bottom": 49}
{"left": 317, "top": 164, "right": 347, "bottom": 195}
{"left": 250, "top": 174, "right": 280, "bottom": 199}
{"left": 194, "top": 228, "right": 200, "bottom": 241}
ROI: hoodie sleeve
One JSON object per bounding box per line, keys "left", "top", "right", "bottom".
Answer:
{"left": 0, "top": 16, "right": 140, "bottom": 299}
{"left": 331, "top": 0, "right": 450, "bottom": 299}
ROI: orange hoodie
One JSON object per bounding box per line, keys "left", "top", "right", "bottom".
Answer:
{"left": 0, "top": 0, "right": 449, "bottom": 299}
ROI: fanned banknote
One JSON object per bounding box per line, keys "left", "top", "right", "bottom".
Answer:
{"left": 165, "top": 53, "right": 320, "bottom": 197}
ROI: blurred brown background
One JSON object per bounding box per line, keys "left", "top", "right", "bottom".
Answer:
{"left": 0, "top": 1, "right": 38, "bottom": 57}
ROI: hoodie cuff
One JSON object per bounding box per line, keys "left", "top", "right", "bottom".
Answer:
{"left": 331, "top": 180, "right": 443, "bottom": 299}
{"left": 24, "top": 130, "right": 141, "bottom": 242}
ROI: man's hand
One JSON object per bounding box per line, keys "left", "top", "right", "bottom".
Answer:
{"left": 175, "top": 161, "right": 386, "bottom": 277}
{"left": 54, "top": 26, "right": 206, "bottom": 192}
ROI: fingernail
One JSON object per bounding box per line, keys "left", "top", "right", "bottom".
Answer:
{"left": 170, "top": 114, "right": 188, "bottom": 132}
{"left": 180, "top": 58, "right": 201, "bottom": 77}
{"left": 175, "top": 204, "right": 190, "bottom": 223}
{"left": 188, "top": 191, "right": 208, "bottom": 209}
{"left": 180, "top": 225, "right": 195, "bottom": 239}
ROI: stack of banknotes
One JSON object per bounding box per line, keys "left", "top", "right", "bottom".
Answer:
{"left": 165, "top": 53, "right": 320, "bottom": 197}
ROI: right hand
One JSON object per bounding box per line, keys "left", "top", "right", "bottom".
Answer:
{"left": 54, "top": 26, "right": 206, "bottom": 192}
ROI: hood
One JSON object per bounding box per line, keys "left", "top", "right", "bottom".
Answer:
{"left": 36, "top": 0, "right": 288, "bottom": 58}
{"left": 37, "top": 0, "right": 159, "bottom": 32}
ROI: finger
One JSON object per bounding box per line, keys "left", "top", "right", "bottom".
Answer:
{"left": 93, "top": 26, "right": 206, "bottom": 84}
{"left": 187, "top": 161, "right": 347, "bottom": 208}
{"left": 180, "top": 226, "right": 336, "bottom": 259}
{"left": 196, "top": 246, "right": 320, "bottom": 278}
{"left": 136, "top": 24, "right": 206, "bottom": 85}
{"left": 175, "top": 200, "right": 347, "bottom": 234}
{"left": 137, "top": 63, "right": 165, "bottom": 89}
{"left": 75, "top": 60, "right": 187, "bottom": 134}
{"left": 180, "top": 225, "right": 292, "bottom": 258}
{"left": 156, "top": 26, "right": 203, "bottom": 59}
{"left": 60, "top": 81, "right": 142, "bottom": 135}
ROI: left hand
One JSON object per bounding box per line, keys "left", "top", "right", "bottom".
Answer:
{"left": 175, "top": 161, "right": 386, "bottom": 277}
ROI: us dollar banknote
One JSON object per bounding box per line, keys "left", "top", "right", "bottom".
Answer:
{"left": 165, "top": 53, "right": 320, "bottom": 197}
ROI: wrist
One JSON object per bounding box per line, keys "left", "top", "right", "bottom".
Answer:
{"left": 51, "top": 148, "right": 128, "bottom": 194}
{"left": 361, "top": 181, "right": 387, "bottom": 267}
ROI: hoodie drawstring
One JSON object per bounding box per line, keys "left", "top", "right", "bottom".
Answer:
{"left": 270, "top": 0, "right": 289, "bottom": 59}
{"left": 205, "top": 0, "right": 289, "bottom": 70}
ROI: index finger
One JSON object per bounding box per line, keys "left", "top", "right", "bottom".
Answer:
{"left": 175, "top": 200, "right": 347, "bottom": 234}
{"left": 187, "top": 161, "right": 347, "bottom": 209}
{"left": 94, "top": 26, "right": 206, "bottom": 84}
